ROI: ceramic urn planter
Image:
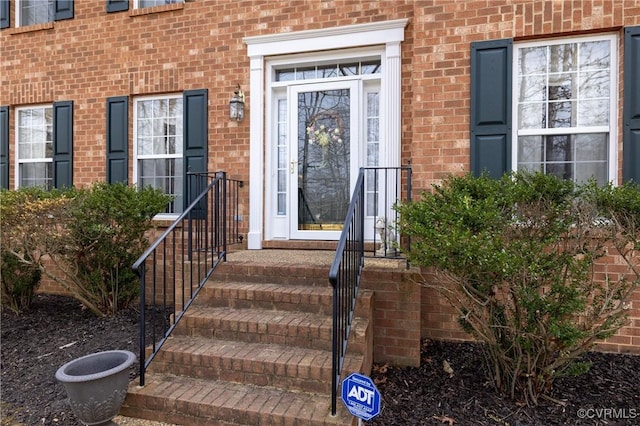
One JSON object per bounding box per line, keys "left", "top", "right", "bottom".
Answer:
{"left": 55, "top": 350, "right": 136, "bottom": 426}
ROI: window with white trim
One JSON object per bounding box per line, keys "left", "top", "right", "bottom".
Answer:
{"left": 17, "top": 0, "right": 53, "bottom": 26}
{"left": 134, "top": 95, "right": 183, "bottom": 214}
{"left": 514, "top": 35, "right": 617, "bottom": 185}
{"left": 135, "top": 0, "right": 183, "bottom": 8}
{"left": 16, "top": 105, "right": 53, "bottom": 189}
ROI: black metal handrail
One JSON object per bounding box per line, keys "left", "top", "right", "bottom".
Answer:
{"left": 328, "top": 169, "right": 365, "bottom": 416}
{"left": 328, "top": 165, "right": 412, "bottom": 415}
{"left": 132, "top": 171, "right": 243, "bottom": 386}
{"left": 366, "top": 165, "right": 412, "bottom": 260}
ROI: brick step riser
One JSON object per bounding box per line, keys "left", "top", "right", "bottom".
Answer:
{"left": 122, "top": 399, "right": 351, "bottom": 426}
{"left": 121, "top": 375, "right": 356, "bottom": 426}
{"left": 212, "top": 264, "right": 332, "bottom": 287}
{"left": 172, "top": 317, "right": 368, "bottom": 354}
{"left": 193, "top": 288, "right": 334, "bottom": 316}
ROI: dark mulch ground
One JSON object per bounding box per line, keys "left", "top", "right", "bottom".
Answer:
{"left": 1, "top": 294, "right": 140, "bottom": 425}
{"left": 2, "top": 293, "right": 639, "bottom": 425}
{"left": 369, "top": 340, "right": 640, "bottom": 426}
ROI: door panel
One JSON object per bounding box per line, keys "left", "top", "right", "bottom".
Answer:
{"left": 290, "top": 81, "right": 359, "bottom": 240}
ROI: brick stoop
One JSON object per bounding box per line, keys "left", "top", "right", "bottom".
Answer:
{"left": 121, "top": 255, "right": 373, "bottom": 425}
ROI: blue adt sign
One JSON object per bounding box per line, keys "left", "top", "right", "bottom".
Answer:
{"left": 341, "top": 372, "right": 382, "bottom": 421}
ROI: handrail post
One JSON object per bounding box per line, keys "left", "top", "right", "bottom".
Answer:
{"left": 138, "top": 262, "right": 146, "bottom": 387}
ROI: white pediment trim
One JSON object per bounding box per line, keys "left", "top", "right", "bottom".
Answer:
{"left": 244, "top": 19, "right": 408, "bottom": 56}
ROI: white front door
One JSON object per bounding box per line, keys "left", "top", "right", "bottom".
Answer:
{"left": 289, "top": 80, "right": 360, "bottom": 240}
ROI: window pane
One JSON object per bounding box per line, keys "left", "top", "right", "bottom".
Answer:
{"left": 139, "top": 0, "right": 183, "bottom": 8}
{"left": 297, "top": 67, "right": 316, "bottom": 80}
{"left": 19, "top": 162, "right": 53, "bottom": 189}
{"left": 548, "top": 101, "right": 575, "bottom": 128}
{"left": 276, "top": 69, "right": 295, "bottom": 82}
{"left": 575, "top": 163, "right": 607, "bottom": 185}
{"left": 518, "top": 135, "right": 543, "bottom": 163}
{"left": 580, "top": 70, "right": 609, "bottom": 98}
{"left": 518, "top": 46, "right": 547, "bottom": 75}
{"left": 339, "top": 63, "right": 358, "bottom": 76}
{"left": 548, "top": 73, "right": 575, "bottom": 100}
{"left": 138, "top": 158, "right": 183, "bottom": 213}
{"left": 575, "top": 133, "right": 607, "bottom": 161}
{"left": 549, "top": 44, "right": 577, "bottom": 73}
{"left": 277, "top": 194, "right": 286, "bottom": 215}
{"left": 578, "top": 99, "right": 608, "bottom": 126}
{"left": 579, "top": 40, "right": 610, "bottom": 70}
{"left": 317, "top": 65, "right": 337, "bottom": 79}
{"left": 546, "top": 134, "right": 573, "bottom": 162}
{"left": 519, "top": 76, "right": 546, "bottom": 102}
{"left": 518, "top": 103, "right": 546, "bottom": 129}
{"left": 20, "top": 0, "right": 53, "bottom": 26}
{"left": 361, "top": 61, "right": 381, "bottom": 74}
{"left": 546, "top": 163, "right": 574, "bottom": 181}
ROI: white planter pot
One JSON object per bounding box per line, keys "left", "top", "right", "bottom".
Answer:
{"left": 55, "top": 350, "right": 136, "bottom": 426}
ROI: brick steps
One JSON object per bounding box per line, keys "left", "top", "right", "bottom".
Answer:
{"left": 124, "top": 373, "right": 354, "bottom": 426}
{"left": 147, "top": 336, "right": 364, "bottom": 394}
{"left": 194, "top": 282, "right": 335, "bottom": 315}
{"left": 122, "top": 259, "right": 371, "bottom": 425}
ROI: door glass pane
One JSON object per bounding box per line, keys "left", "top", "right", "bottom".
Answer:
{"left": 297, "top": 89, "right": 350, "bottom": 231}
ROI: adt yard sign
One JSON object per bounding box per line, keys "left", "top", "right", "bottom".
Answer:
{"left": 341, "top": 372, "right": 382, "bottom": 421}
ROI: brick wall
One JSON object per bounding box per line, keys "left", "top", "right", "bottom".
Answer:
{"left": 3, "top": 0, "right": 640, "bottom": 353}
{"left": 409, "top": 0, "right": 640, "bottom": 192}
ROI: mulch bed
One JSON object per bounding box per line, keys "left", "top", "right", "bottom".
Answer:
{"left": 368, "top": 339, "right": 640, "bottom": 425}
{"left": 1, "top": 293, "right": 639, "bottom": 425}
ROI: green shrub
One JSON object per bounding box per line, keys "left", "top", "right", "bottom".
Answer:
{"left": 0, "top": 251, "right": 41, "bottom": 313}
{"left": 0, "top": 187, "right": 72, "bottom": 313}
{"left": 397, "top": 172, "right": 640, "bottom": 405}
{"left": 0, "top": 184, "right": 171, "bottom": 316}
{"left": 64, "top": 182, "right": 172, "bottom": 315}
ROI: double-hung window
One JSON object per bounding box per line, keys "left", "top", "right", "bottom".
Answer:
{"left": 134, "top": 95, "right": 184, "bottom": 215}
{"left": 135, "top": 0, "right": 183, "bottom": 8}
{"left": 18, "top": 0, "right": 53, "bottom": 26}
{"left": 12, "top": 0, "right": 73, "bottom": 27}
{"left": 514, "top": 35, "right": 617, "bottom": 185}
{"left": 16, "top": 106, "right": 54, "bottom": 189}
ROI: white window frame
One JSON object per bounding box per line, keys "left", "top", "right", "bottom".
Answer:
{"left": 14, "top": 104, "right": 53, "bottom": 189}
{"left": 512, "top": 34, "right": 618, "bottom": 185}
{"left": 16, "top": 0, "right": 53, "bottom": 27}
{"left": 133, "top": 93, "right": 183, "bottom": 219}
{"left": 133, "top": 0, "right": 184, "bottom": 9}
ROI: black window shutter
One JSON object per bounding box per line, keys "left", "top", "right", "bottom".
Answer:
{"left": 106, "top": 0, "right": 128, "bottom": 13}
{"left": 106, "top": 96, "right": 129, "bottom": 184}
{"left": 54, "top": 0, "right": 74, "bottom": 21}
{"left": 53, "top": 101, "right": 73, "bottom": 189}
{"left": 0, "top": 106, "right": 8, "bottom": 189}
{"left": 183, "top": 89, "right": 208, "bottom": 211}
{"left": 0, "top": 0, "right": 9, "bottom": 29}
{"left": 470, "top": 38, "right": 513, "bottom": 179}
{"left": 624, "top": 26, "right": 640, "bottom": 183}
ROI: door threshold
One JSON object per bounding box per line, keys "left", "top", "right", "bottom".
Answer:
{"left": 262, "top": 240, "right": 339, "bottom": 250}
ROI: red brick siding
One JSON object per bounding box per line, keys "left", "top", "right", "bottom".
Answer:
{"left": 3, "top": 0, "right": 640, "bottom": 353}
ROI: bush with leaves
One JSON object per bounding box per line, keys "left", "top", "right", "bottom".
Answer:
{"left": 0, "top": 184, "right": 171, "bottom": 316}
{"left": 396, "top": 172, "right": 640, "bottom": 405}
{"left": 0, "top": 187, "right": 73, "bottom": 312}
{"left": 1, "top": 251, "right": 42, "bottom": 313}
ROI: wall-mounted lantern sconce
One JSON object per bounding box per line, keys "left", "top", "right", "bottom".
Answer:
{"left": 229, "top": 84, "right": 245, "bottom": 121}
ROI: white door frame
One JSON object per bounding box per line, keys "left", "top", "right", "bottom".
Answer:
{"left": 244, "top": 19, "right": 408, "bottom": 249}
{"left": 288, "top": 80, "right": 360, "bottom": 240}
